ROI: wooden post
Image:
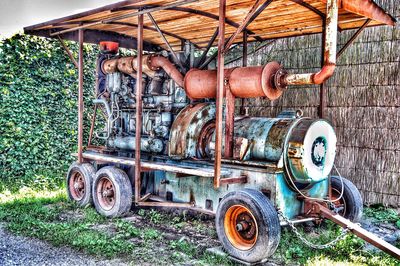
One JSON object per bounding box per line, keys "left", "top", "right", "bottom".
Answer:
{"left": 135, "top": 14, "right": 144, "bottom": 203}
{"left": 77, "top": 29, "right": 84, "bottom": 163}
{"left": 214, "top": 0, "right": 226, "bottom": 188}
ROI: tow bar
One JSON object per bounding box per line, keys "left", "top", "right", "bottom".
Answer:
{"left": 308, "top": 201, "right": 400, "bottom": 260}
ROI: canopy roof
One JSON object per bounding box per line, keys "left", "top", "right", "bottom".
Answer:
{"left": 24, "top": 0, "right": 396, "bottom": 51}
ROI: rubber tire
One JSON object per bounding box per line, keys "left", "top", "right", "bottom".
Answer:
{"left": 331, "top": 176, "right": 363, "bottom": 222}
{"left": 66, "top": 162, "right": 95, "bottom": 207}
{"left": 92, "top": 166, "right": 133, "bottom": 218}
{"left": 216, "top": 189, "right": 281, "bottom": 263}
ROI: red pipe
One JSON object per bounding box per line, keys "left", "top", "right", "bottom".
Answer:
{"left": 101, "top": 55, "right": 184, "bottom": 88}
{"left": 183, "top": 61, "right": 283, "bottom": 100}
{"left": 148, "top": 56, "right": 184, "bottom": 88}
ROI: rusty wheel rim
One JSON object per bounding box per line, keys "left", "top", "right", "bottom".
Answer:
{"left": 224, "top": 205, "right": 258, "bottom": 250}
{"left": 96, "top": 176, "right": 115, "bottom": 211}
{"left": 331, "top": 187, "right": 346, "bottom": 215}
{"left": 69, "top": 171, "right": 86, "bottom": 201}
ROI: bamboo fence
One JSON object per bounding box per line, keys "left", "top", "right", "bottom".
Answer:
{"left": 228, "top": 0, "right": 400, "bottom": 206}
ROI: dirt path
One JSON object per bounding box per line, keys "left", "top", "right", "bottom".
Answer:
{"left": 0, "top": 225, "right": 128, "bottom": 266}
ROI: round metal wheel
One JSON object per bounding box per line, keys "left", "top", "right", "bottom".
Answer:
{"left": 92, "top": 166, "right": 132, "bottom": 218}
{"left": 224, "top": 205, "right": 258, "bottom": 250}
{"left": 216, "top": 189, "right": 281, "bottom": 263}
{"left": 66, "top": 163, "right": 95, "bottom": 207}
{"left": 96, "top": 176, "right": 116, "bottom": 211}
{"left": 69, "top": 172, "right": 86, "bottom": 200}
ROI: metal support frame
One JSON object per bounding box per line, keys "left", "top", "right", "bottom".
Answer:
{"left": 147, "top": 13, "right": 185, "bottom": 70}
{"left": 135, "top": 14, "right": 144, "bottom": 204}
{"left": 239, "top": 31, "right": 248, "bottom": 115}
{"left": 196, "top": 27, "right": 219, "bottom": 68}
{"left": 57, "top": 36, "right": 78, "bottom": 69}
{"left": 77, "top": 29, "right": 84, "bottom": 163}
{"left": 223, "top": 0, "right": 272, "bottom": 52}
{"left": 214, "top": 0, "right": 226, "bottom": 188}
{"left": 337, "top": 19, "right": 371, "bottom": 59}
{"left": 312, "top": 202, "right": 400, "bottom": 259}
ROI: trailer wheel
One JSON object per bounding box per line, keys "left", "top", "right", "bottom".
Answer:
{"left": 66, "top": 162, "right": 95, "bottom": 207}
{"left": 216, "top": 189, "right": 281, "bottom": 263}
{"left": 330, "top": 176, "right": 363, "bottom": 222}
{"left": 92, "top": 166, "right": 132, "bottom": 218}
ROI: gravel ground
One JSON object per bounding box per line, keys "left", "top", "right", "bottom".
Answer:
{"left": 0, "top": 225, "right": 128, "bottom": 266}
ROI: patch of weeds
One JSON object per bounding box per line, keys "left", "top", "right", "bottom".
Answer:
{"left": 364, "top": 205, "right": 400, "bottom": 224}
{"left": 170, "top": 238, "right": 197, "bottom": 257}
{"left": 198, "top": 253, "right": 233, "bottom": 266}
{"left": 142, "top": 228, "right": 162, "bottom": 240}
{"left": 0, "top": 189, "right": 135, "bottom": 258}
{"left": 115, "top": 220, "right": 140, "bottom": 239}
{"left": 148, "top": 209, "right": 163, "bottom": 224}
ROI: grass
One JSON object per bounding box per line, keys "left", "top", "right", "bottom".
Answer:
{"left": 0, "top": 186, "right": 231, "bottom": 265}
{"left": 0, "top": 184, "right": 398, "bottom": 265}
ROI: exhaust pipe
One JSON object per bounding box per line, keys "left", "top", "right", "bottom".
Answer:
{"left": 184, "top": 61, "right": 284, "bottom": 100}
{"left": 101, "top": 55, "right": 184, "bottom": 88}
{"left": 277, "top": 0, "right": 338, "bottom": 86}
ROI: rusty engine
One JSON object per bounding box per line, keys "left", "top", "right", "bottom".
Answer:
{"left": 94, "top": 42, "right": 337, "bottom": 215}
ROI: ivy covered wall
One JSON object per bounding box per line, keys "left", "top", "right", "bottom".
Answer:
{"left": 0, "top": 34, "right": 98, "bottom": 188}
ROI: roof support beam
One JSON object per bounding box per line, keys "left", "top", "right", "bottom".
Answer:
{"left": 337, "top": 19, "right": 371, "bottom": 58}
{"left": 147, "top": 13, "right": 185, "bottom": 69}
{"left": 49, "top": 0, "right": 198, "bottom": 36}
{"left": 195, "top": 27, "right": 218, "bottom": 68}
{"left": 112, "top": 5, "right": 264, "bottom": 42}
{"left": 224, "top": 0, "right": 273, "bottom": 52}
{"left": 57, "top": 36, "right": 78, "bottom": 69}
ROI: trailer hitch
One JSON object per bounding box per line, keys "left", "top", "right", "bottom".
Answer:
{"left": 309, "top": 201, "right": 400, "bottom": 260}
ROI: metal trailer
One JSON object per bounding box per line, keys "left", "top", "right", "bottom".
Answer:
{"left": 25, "top": 0, "right": 400, "bottom": 263}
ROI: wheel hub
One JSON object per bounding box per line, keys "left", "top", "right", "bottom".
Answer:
{"left": 96, "top": 176, "right": 116, "bottom": 210}
{"left": 69, "top": 172, "right": 86, "bottom": 201}
{"left": 224, "top": 205, "right": 258, "bottom": 250}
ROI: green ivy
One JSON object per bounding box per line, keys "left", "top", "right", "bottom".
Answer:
{"left": 0, "top": 34, "right": 98, "bottom": 189}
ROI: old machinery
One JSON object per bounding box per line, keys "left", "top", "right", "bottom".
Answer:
{"left": 24, "top": 0, "right": 399, "bottom": 263}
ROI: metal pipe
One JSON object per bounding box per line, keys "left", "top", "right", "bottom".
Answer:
{"left": 184, "top": 62, "right": 283, "bottom": 100}
{"left": 77, "top": 29, "right": 84, "bottom": 163}
{"left": 135, "top": 14, "right": 144, "bottom": 203}
{"left": 102, "top": 55, "right": 184, "bottom": 88}
{"left": 281, "top": 0, "right": 338, "bottom": 86}
{"left": 214, "top": 0, "right": 226, "bottom": 188}
{"left": 108, "top": 136, "right": 163, "bottom": 153}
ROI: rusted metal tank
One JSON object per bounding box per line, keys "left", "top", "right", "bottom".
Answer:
{"left": 183, "top": 61, "right": 284, "bottom": 100}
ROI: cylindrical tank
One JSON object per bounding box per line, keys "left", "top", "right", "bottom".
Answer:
{"left": 183, "top": 62, "right": 283, "bottom": 100}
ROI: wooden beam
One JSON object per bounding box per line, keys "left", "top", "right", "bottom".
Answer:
{"left": 57, "top": 36, "right": 78, "bottom": 69}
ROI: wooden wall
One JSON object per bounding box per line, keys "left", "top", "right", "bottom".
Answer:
{"left": 227, "top": 0, "right": 399, "bottom": 206}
